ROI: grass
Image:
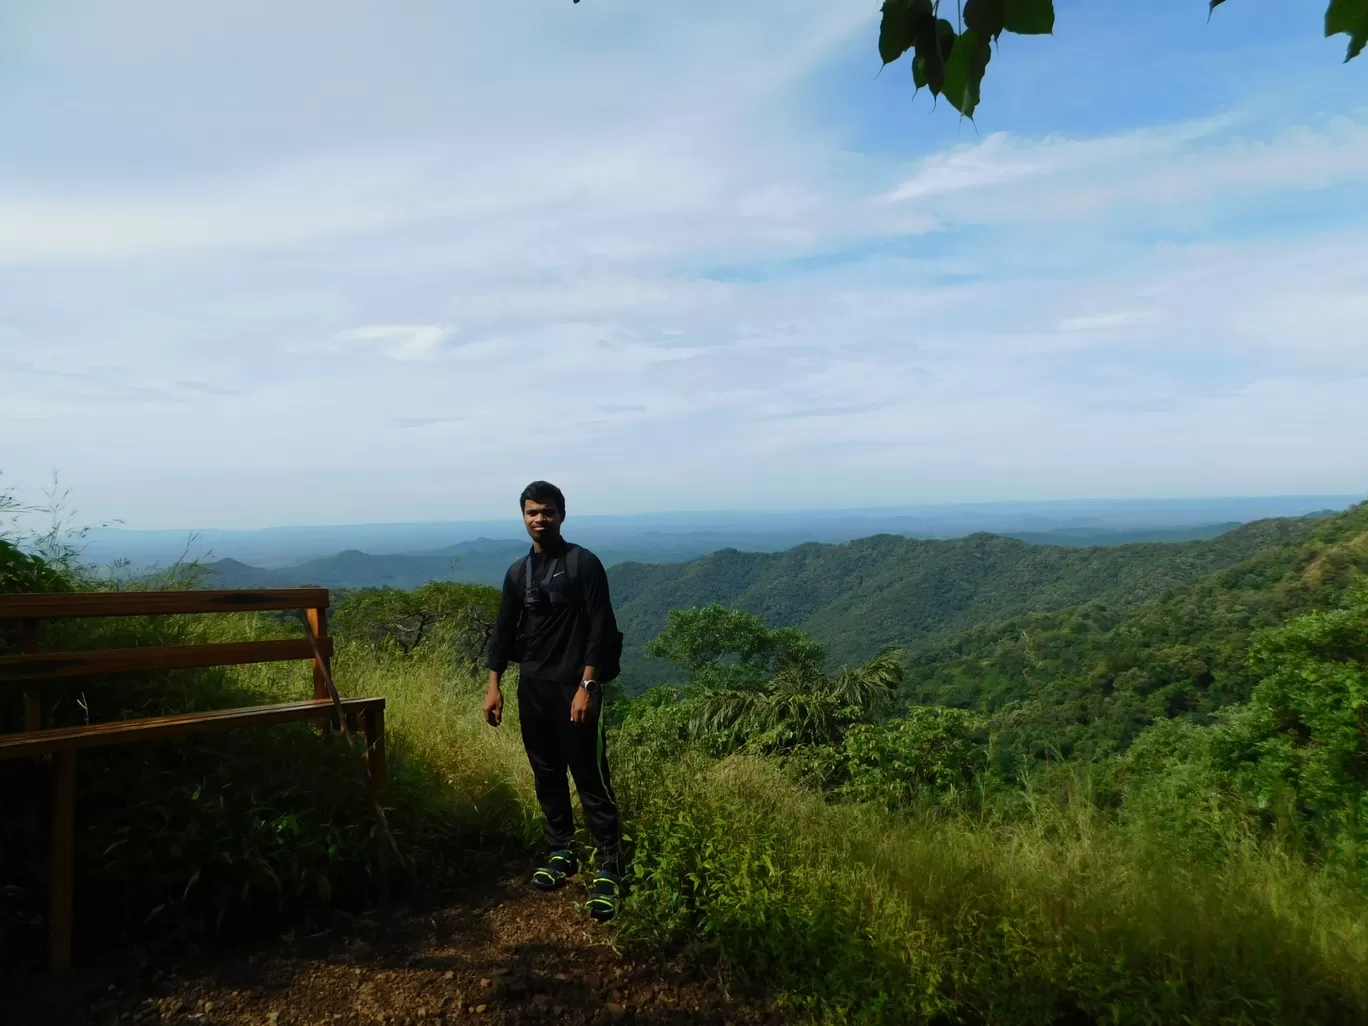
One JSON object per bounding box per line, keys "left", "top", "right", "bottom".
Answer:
{"left": 616, "top": 755, "right": 1368, "bottom": 1024}
{"left": 7, "top": 609, "right": 1368, "bottom": 1023}
{"left": 197, "top": 613, "right": 547, "bottom": 885}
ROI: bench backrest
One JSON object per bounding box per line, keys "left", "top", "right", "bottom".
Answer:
{"left": 0, "top": 589, "right": 333, "bottom": 732}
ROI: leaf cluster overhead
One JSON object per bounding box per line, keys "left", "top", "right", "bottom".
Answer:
{"left": 875, "top": 1, "right": 1364, "bottom": 119}
{"left": 576, "top": 2, "right": 1364, "bottom": 120}
{"left": 877, "top": 0, "right": 1053, "bottom": 117}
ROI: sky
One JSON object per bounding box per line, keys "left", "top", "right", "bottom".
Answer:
{"left": 1, "top": 0, "right": 1365, "bottom": 529}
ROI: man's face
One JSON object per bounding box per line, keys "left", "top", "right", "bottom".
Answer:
{"left": 522, "top": 499, "right": 564, "bottom": 546}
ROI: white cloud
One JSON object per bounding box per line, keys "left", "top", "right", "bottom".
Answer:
{"left": 0, "top": 1, "right": 1365, "bottom": 527}
{"left": 1057, "top": 312, "right": 1151, "bottom": 333}
{"left": 325, "top": 324, "right": 454, "bottom": 362}
{"left": 884, "top": 115, "right": 1368, "bottom": 226}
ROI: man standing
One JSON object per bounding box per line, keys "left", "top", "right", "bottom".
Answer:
{"left": 483, "top": 481, "right": 625, "bottom": 922}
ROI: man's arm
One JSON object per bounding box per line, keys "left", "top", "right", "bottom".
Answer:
{"left": 486, "top": 563, "right": 522, "bottom": 674}
{"left": 483, "top": 565, "right": 521, "bottom": 726}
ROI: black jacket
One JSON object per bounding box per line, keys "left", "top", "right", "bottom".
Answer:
{"left": 485, "top": 538, "right": 618, "bottom": 684}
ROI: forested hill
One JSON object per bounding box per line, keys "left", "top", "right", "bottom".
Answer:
{"left": 899, "top": 500, "right": 1368, "bottom": 766}
{"left": 607, "top": 514, "right": 1323, "bottom": 688}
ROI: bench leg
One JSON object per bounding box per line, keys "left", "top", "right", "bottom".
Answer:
{"left": 51, "top": 751, "right": 76, "bottom": 974}
{"left": 361, "top": 707, "right": 389, "bottom": 906}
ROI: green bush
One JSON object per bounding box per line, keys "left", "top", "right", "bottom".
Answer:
{"left": 0, "top": 539, "right": 73, "bottom": 596}
{"left": 790, "top": 706, "right": 989, "bottom": 811}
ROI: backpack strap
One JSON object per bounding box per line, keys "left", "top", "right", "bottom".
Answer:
{"left": 524, "top": 548, "right": 573, "bottom": 608}
{"left": 566, "top": 545, "right": 581, "bottom": 591}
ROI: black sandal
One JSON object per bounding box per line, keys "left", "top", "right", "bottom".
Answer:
{"left": 586, "top": 869, "right": 621, "bottom": 922}
{"left": 531, "top": 849, "right": 578, "bottom": 891}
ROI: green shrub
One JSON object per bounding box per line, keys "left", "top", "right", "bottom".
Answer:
{"left": 789, "top": 706, "right": 990, "bottom": 811}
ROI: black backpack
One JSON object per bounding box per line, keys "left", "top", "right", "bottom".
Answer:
{"left": 515, "top": 543, "right": 623, "bottom": 683}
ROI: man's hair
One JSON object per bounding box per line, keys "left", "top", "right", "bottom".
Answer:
{"left": 519, "top": 480, "right": 566, "bottom": 514}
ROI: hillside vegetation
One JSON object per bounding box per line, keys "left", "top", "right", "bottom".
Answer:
{"left": 610, "top": 515, "right": 1320, "bottom": 688}
{"left": 899, "top": 501, "right": 1368, "bottom": 769}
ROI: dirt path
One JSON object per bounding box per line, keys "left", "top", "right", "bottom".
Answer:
{"left": 15, "top": 857, "right": 793, "bottom": 1026}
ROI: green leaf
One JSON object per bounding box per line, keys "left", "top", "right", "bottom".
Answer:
{"left": 914, "top": 14, "right": 948, "bottom": 95}
{"left": 944, "top": 29, "right": 993, "bottom": 117}
{"left": 1325, "top": 0, "right": 1368, "bottom": 61}
{"left": 878, "top": 0, "right": 934, "bottom": 65}
{"left": 1003, "top": 0, "right": 1054, "bottom": 35}
{"left": 936, "top": 17, "right": 958, "bottom": 61}
{"left": 912, "top": 54, "right": 928, "bottom": 90}
{"left": 964, "top": 0, "right": 1006, "bottom": 41}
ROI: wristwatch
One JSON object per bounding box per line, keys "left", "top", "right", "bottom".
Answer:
{"left": 579, "top": 678, "right": 600, "bottom": 696}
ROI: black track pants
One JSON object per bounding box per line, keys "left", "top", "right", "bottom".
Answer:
{"left": 517, "top": 676, "right": 622, "bottom": 873}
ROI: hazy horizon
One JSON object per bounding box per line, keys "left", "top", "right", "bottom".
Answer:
{"left": 71, "top": 491, "right": 1368, "bottom": 535}
{"left": 59, "top": 493, "right": 1364, "bottom": 570}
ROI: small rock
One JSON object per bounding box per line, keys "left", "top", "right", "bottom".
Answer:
{"left": 475, "top": 1005, "right": 487, "bottom": 1015}
{"left": 203, "top": 1002, "right": 215, "bottom": 1013}
{"left": 605, "top": 1003, "right": 627, "bottom": 1019}
{"left": 443, "top": 971, "right": 455, "bottom": 982}
{"left": 479, "top": 979, "right": 491, "bottom": 989}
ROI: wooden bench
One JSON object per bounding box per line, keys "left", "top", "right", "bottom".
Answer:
{"left": 0, "top": 588, "right": 388, "bottom": 973}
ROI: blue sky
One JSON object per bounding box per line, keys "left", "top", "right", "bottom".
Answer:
{"left": 0, "top": 0, "right": 1365, "bottom": 528}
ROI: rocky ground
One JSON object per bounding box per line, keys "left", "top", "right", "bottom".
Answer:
{"left": 13, "top": 857, "right": 794, "bottom": 1026}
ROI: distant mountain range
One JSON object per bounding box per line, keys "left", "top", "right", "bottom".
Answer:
{"left": 191, "top": 521, "right": 1272, "bottom": 593}
{"left": 85, "top": 495, "right": 1362, "bottom": 571}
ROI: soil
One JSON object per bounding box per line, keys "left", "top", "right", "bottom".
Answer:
{"left": 12, "top": 855, "right": 794, "bottom": 1026}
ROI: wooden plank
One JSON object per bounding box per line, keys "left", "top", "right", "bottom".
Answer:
{"left": 0, "top": 637, "right": 332, "bottom": 684}
{"left": 307, "top": 607, "right": 329, "bottom": 703}
{"left": 0, "top": 589, "right": 330, "bottom": 621}
{"left": 306, "top": 606, "right": 330, "bottom": 731}
{"left": 20, "top": 618, "right": 41, "bottom": 731}
{"left": 0, "top": 697, "right": 385, "bottom": 759}
{"left": 51, "top": 750, "right": 76, "bottom": 973}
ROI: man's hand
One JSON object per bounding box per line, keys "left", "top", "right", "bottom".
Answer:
{"left": 570, "top": 685, "right": 594, "bottom": 725}
{"left": 483, "top": 682, "right": 504, "bottom": 727}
